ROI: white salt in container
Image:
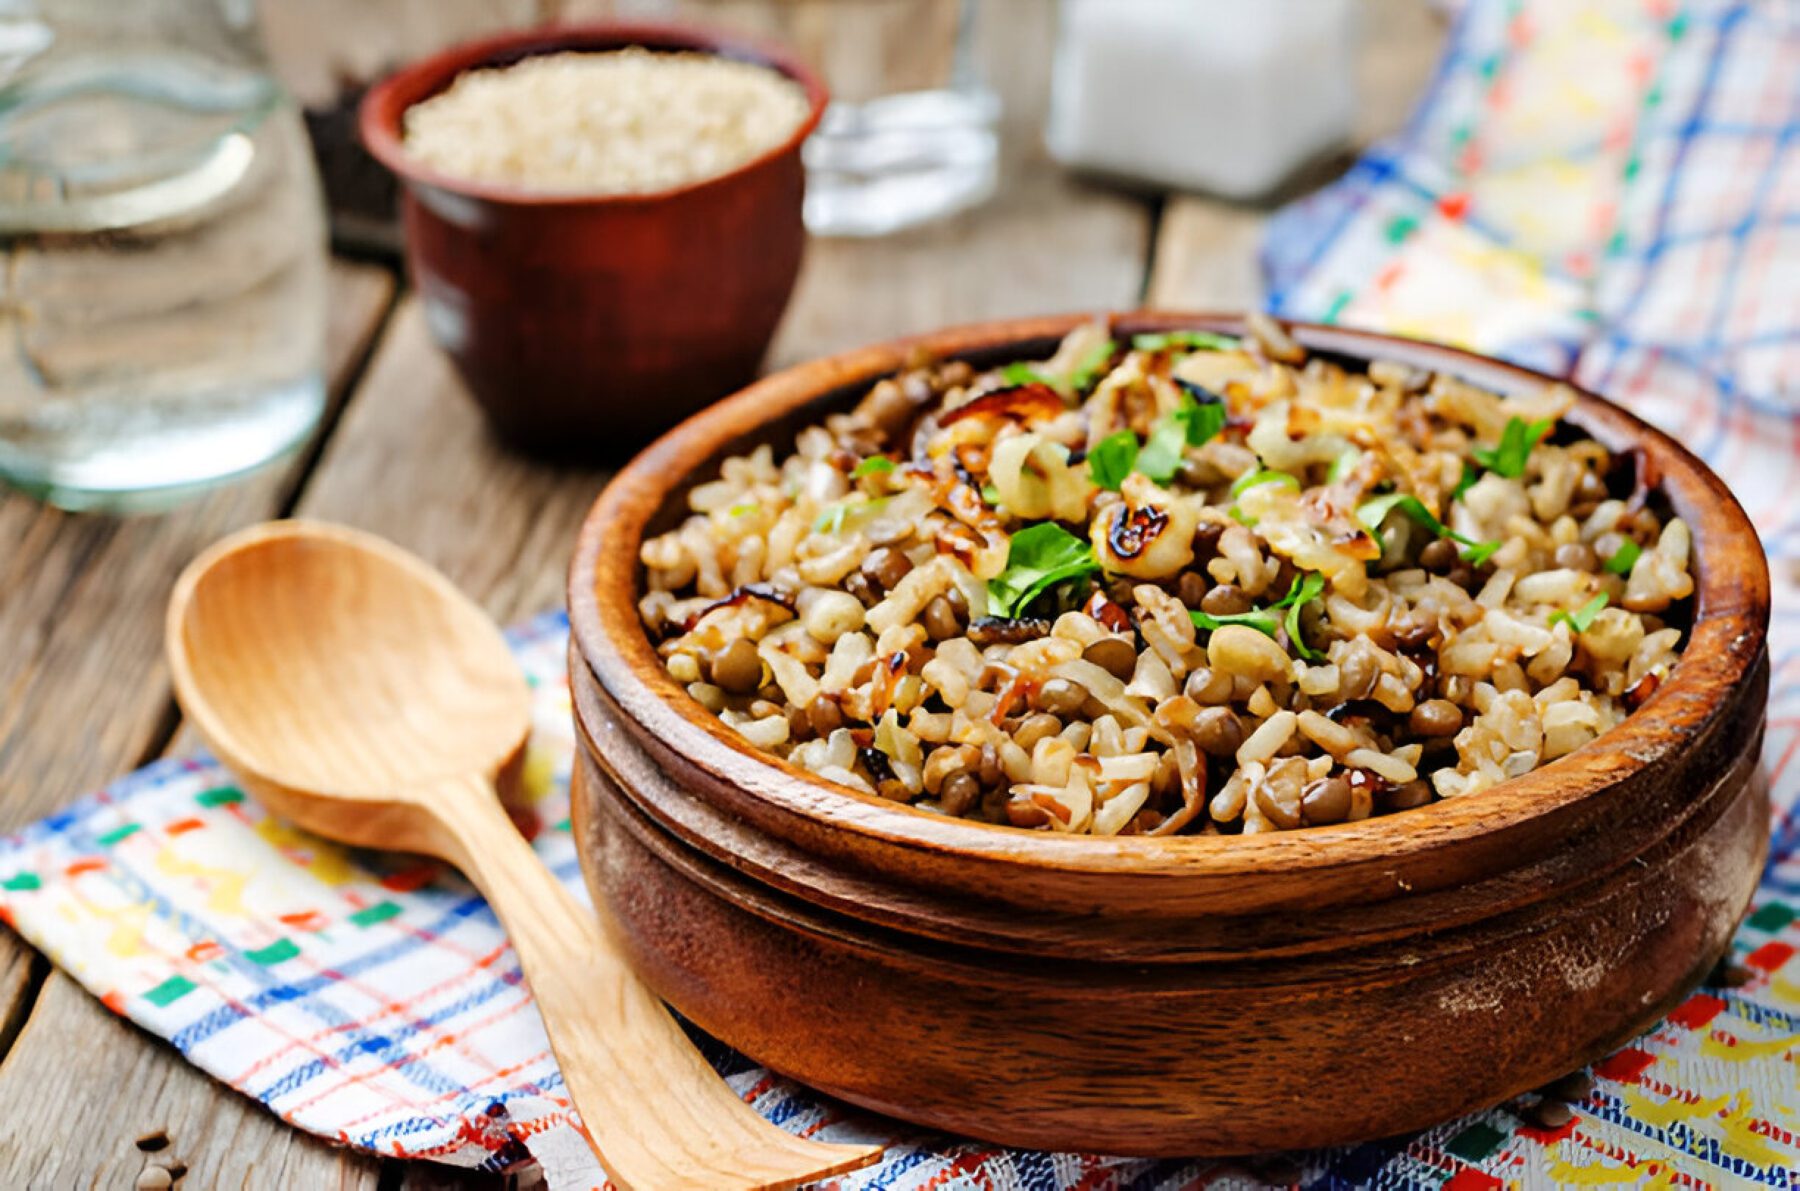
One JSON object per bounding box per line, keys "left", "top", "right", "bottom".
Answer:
{"left": 1046, "top": 0, "right": 1357, "bottom": 198}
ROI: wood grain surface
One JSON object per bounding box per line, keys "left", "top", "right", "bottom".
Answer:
{"left": 0, "top": 261, "right": 396, "bottom": 1188}
{"left": 573, "top": 733, "right": 1764, "bottom": 1154}
{"left": 0, "top": 1, "right": 1447, "bottom": 1184}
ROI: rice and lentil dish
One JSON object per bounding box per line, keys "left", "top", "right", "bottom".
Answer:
{"left": 637, "top": 316, "right": 1695, "bottom": 836}
{"left": 402, "top": 49, "right": 810, "bottom": 194}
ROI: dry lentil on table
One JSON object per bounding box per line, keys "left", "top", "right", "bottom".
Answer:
{"left": 1540, "top": 1070, "right": 1597, "bottom": 1103}
{"left": 1521, "top": 1099, "right": 1575, "bottom": 1130}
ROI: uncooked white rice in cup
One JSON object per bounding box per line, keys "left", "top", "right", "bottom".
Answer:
{"left": 637, "top": 316, "right": 1695, "bottom": 836}
{"left": 401, "top": 48, "right": 810, "bottom": 194}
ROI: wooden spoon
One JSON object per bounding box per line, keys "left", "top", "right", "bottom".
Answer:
{"left": 165, "top": 520, "right": 882, "bottom": 1191}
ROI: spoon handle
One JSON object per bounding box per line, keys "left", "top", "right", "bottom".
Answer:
{"left": 428, "top": 776, "right": 882, "bottom": 1191}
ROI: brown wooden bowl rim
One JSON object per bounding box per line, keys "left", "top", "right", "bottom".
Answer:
{"left": 569, "top": 313, "right": 1770, "bottom": 879}
{"left": 358, "top": 20, "right": 829, "bottom": 209}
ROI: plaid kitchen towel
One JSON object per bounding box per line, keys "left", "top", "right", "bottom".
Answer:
{"left": 4, "top": 1, "right": 1800, "bottom": 1187}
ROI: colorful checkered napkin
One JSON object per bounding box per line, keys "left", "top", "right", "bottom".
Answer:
{"left": 4, "top": 1, "right": 1800, "bottom": 1187}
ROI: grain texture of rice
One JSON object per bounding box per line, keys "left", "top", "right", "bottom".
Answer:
{"left": 402, "top": 49, "right": 810, "bottom": 194}
{"left": 634, "top": 320, "right": 1694, "bottom": 837}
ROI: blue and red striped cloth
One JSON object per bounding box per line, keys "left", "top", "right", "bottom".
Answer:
{"left": 2, "top": 1, "right": 1797, "bottom": 1187}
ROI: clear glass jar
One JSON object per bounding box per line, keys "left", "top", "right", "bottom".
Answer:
{"left": 612, "top": 0, "right": 999, "bottom": 237}
{"left": 0, "top": 0, "right": 329, "bottom": 512}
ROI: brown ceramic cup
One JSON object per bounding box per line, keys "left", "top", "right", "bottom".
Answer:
{"left": 360, "top": 23, "right": 828, "bottom": 455}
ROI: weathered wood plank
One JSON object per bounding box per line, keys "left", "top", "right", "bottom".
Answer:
{"left": 274, "top": 298, "right": 609, "bottom": 626}
{"left": 0, "top": 261, "right": 396, "bottom": 1189}
{"left": 0, "top": 978, "right": 385, "bottom": 1189}
{"left": 777, "top": 160, "right": 1149, "bottom": 364}
{"left": 0, "top": 261, "right": 395, "bottom": 831}
{"left": 0, "top": 944, "right": 38, "bottom": 1057}
{"left": 1146, "top": 0, "right": 1444, "bottom": 309}
{"left": 1144, "top": 202, "right": 1267, "bottom": 311}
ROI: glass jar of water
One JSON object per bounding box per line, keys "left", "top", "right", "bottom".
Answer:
{"left": 0, "top": 0, "right": 328, "bottom": 512}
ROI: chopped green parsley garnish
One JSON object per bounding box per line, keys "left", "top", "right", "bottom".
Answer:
{"left": 1356, "top": 492, "right": 1501, "bottom": 565}
{"left": 987, "top": 523, "right": 1101, "bottom": 618}
{"left": 1603, "top": 537, "right": 1640, "bottom": 575}
{"left": 1451, "top": 461, "right": 1478, "bottom": 500}
{"left": 1230, "top": 469, "right": 1301, "bottom": 499}
{"left": 1131, "top": 330, "right": 1240, "bottom": 354}
{"left": 1550, "top": 592, "right": 1609, "bottom": 633}
{"left": 1001, "top": 361, "right": 1052, "bottom": 388}
{"left": 1461, "top": 539, "right": 1503, "bottom": 566}
{"left": 1472, "top": 416, "right": 1554, "bottom": 479}
{"left": 1175, "top": 380, "right": 1229, "bottom": 444}
{"left": 1190, "top": 570, "right": 1325, "bottom": 661}
{"left": 1087, "top": 430, "right": 1139, "bottom": 491}
{"left": 1285, "top": 572, "right": 1328, "bottom": 660}
{"left": 1136, "top": 383, "right": 1227, "bottom": 483}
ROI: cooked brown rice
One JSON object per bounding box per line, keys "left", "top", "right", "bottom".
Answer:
{"left": 637, "top": 317, "right": 1694, "bottom": 836}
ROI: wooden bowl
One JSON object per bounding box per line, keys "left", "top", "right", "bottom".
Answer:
{"left": 359, "top": 23, "right": 827, "bottom": 455}
{"left": 566, "top": 314, "right": 1770, "bottom": 1155}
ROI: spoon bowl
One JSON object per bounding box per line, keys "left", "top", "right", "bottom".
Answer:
{"left": 169, "top": 521, "right": 528, "bottom": 825}
{"left": 167, "top": 520, "right": 882, "bottom": 1190}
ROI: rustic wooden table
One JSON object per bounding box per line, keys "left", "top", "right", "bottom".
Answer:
{"left": 0, "top": 2, "right": 1441, "bottom": 1184}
